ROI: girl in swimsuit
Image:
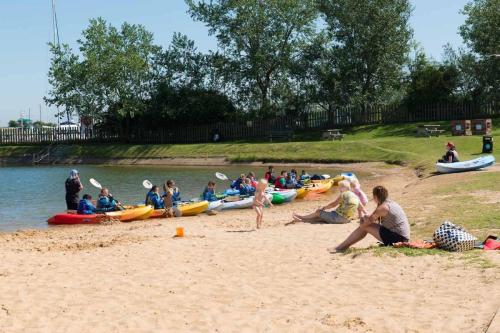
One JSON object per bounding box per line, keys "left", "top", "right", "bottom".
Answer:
{"left": 253, "top": 179, "right": 273, "bottom": 229}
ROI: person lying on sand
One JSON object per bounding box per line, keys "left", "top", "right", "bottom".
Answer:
{"left": 329, "top": 185, "right": 410, "bottom": 253}
{"left": 292, "top": 180, "right": 359, "bottom": 224}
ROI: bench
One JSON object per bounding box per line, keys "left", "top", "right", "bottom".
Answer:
{"left": 322, "top": 129, "right": 345, "bottom": 141}
{"left": 269, "top": 130, "right": 293, "bottom": 142}
{"left": 416, "top": 125, "right": 445, "bottom": 137}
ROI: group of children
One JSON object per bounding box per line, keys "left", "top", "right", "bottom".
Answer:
{"left": 77, "top": 188, "right": 121, "bottom": 215}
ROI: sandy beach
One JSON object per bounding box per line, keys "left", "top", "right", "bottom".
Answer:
{"left": 1, "top": 163, "right": 498, "bottom": 332}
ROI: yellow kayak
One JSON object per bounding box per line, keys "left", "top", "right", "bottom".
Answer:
{"left": 304, "top": 180, "right": 333, "bottom": 194}
{"left": 106, "top": 205, "right": 154, "bottom": 222}
{"left": 178, "top": 201, "right": 209, "bottom": 216}
{"left": 295, "top": 187, "right": 307, "bottom": 199}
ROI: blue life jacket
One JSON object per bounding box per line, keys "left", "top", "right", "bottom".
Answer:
{"left": 239, "top": 184, "right": 255, "bottom": 196}
{"left": 146, "top": 191, "right": 164, "bottom": 209}
{"left": 231, "top": 178, "right": 244, "bottom": 190}
{"left": 97, "top": 195, "right": 118, "bottom": 212}
{"left": 77, "top": 199, "right": 97, "bottom": 215}
{"left": 202, "top": 187, "right": 218, "bottom": 202}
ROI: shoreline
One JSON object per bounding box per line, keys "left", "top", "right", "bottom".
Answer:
{"left": 0, "top": 156, "right": 397, "bottom": 169}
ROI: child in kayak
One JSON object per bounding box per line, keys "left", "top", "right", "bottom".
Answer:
{"left": 264, "top": 166, "right": 276, "bottom": 184}
{"left": 274, "top": 170, "right": 287, "bottom": 189}
{"left": 146, "top": 186, "right": 165, "bottom": 209}
{"left": 164, "top": 180, "right": 181, "bottom": 203}
{"left": 247, "top": 172, "right": 258, "bottom": 188}
{"left": 240, "top": 178, "right": 256, "bottom": 196}
{"left": 78, "top": 194, "right": 97, "bottom": 215}
{"left": 202, "top": 181, "right": 218, "bottom": 202}
{"left": 253, "top": 179, "right": 273, "bottom": 229}
{"left": 97, "top": 188, "right": 120, "bottom": 212}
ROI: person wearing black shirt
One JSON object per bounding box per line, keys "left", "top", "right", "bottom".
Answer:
{"left": 438, "top": 142, "right": 459, "bottom": 163}
{"left": 65, "top": 169, "right": 83, "bottom": 210}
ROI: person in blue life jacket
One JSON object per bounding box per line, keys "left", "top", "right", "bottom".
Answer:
{"left": 290, "top": 169, "right": 298, "bottom": 181}
{"left": 97, "top": 188, "right": 120, "bottom": 212}
{"left": 202, "top": 181, "right": 218, "bottom": 202}
{"left": 164, "top": 180, "right": 181, "bottom": 203}
{"left": 231, "top": 174, "right": 246, "bottom": 190}
{"left": 78, "top": 194, "right": 97, "bottom": 215}
{"left": 239, "top": 178, "right": 256, "bottom": 196}
{"left": 145, "top": 186, "right": 165, "bottom": 209}
{"left": 300, "top": 170, "right": 311, "bottom": 181}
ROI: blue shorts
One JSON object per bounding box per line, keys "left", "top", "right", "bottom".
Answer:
{"left": 319, "top": 210, "right": 350, "bottom": 224}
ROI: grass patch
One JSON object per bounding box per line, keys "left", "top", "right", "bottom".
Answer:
{"left": 1, "top": 118, "right": 498, "bottom": 173}
{"left": 347, "top": 245, "right": 447, "bottom": 258}
{"left": 459, "top": 250, "right": 497, "bottom": 269}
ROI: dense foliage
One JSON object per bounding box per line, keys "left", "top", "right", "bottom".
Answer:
{"left": 45, "top": 0, "right": 498, "bottom": 130}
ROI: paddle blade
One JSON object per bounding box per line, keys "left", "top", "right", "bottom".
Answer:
{"left": 215, "top": 172, "right": 229, "bottom": 181}
{"left": 89, "top": 178, "right": 102, "bottom": 189}
{"left": 322, "top": 174, "right": 331, "bottom": 179}
{"left": 142, "top": 180, "right": 153, "bottom": 189}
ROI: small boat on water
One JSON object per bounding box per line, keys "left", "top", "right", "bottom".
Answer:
{"left": 436, "top": 155, "right": 495, "bottom": 174}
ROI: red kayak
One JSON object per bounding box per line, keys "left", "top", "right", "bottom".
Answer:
{"left": 47, "top": 213, "right": 103, "bottom": 225}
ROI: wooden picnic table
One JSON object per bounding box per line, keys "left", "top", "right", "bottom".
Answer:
{"left": 322, "top": 129, "right": 345, "bottom": 141}
{"left": 416, "top": 124, "right": 445, "bottom": 137}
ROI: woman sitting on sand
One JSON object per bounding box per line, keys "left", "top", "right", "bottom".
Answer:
{"left": 293, "top": 180, "right": 359, "bottom": 224}
{"left": 438, "top": 142, "right": 459, "bottom": 163}
{"left": 330, "top": 185, "right": 410, "bottom": 252}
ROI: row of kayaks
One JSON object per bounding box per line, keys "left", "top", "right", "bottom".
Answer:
{"left": 47, "top": 174, "right": 348, "bottom": 225}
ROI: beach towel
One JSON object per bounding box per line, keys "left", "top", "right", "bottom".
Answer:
{"left": 483, "top": 239, "right": 500, "bottom": 250}
{"left": 393, "top": 240, "right": 437, "bottom": 249}
{"left": 433, "top": 221, "right": 477, "bottom": 252}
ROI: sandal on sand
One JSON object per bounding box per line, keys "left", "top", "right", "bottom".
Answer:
{"left": 327, "top": 247, "right": 345, "bottom": 254}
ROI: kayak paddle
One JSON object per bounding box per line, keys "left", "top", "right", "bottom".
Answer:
{"left": 142, "top": 180, "right": 153, "bottom": 189}
{"left": 89, "top": 178, "right": 103, "bottom": 189}
{"left": 215, "top": 172, "right": 232, "bottom": 181}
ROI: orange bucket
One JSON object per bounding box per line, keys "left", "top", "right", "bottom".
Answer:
{"left": 175, "top": 227, "right": 184, "bottom": 237}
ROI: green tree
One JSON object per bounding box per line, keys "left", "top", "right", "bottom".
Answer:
{"left": 186, "top": 0, "right": 318, "bottom": 116}
{"left": 458, "top": 0, "right": 499, "bottom": 102}
{"left": 8, "top": 120, "right": 18, "bottom": 128}
{"left": 405, "top": 51, "right": 460, "bottom": 108}
{"left": 318, "top": 0, "right": 413, "bottom": 107}
{"left": 46, "top": 18, "right": 162, "bottom": 135}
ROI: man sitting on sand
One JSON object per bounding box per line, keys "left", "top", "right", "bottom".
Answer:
{"left": 293, "top": 180, "right": 359, "bottom": 224}
{"left": 330, "top": 185, "right": 410, "bottom": 252}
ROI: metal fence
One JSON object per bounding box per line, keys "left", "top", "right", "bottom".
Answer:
{"left": 1, "top": 102, "right": 498, "bottom": 145}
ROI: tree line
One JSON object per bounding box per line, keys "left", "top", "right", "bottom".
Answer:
{"left": 44, "top": 0, "right": 499, "bottom": 133}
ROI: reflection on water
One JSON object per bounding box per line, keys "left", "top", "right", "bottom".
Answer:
{"left": 0, "top": 164, "right": 350, "bottom": 232}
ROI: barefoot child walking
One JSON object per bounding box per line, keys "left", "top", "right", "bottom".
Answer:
{"left": 253, "top": 179, "right": 273, "bottom": 229}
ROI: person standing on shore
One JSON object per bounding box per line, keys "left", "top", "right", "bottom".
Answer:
{"left": 253, "top": 179, "right": 273, "bottom": 229}
{"left": 65, "top": 169, "right": 83, "bottom": 210}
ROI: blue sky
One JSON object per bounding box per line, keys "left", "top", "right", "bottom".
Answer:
{"left": 0, "top": 0, "right": 469, "bottom": 126}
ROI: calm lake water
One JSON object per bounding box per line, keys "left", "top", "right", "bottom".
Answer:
{"left": 0, "top": 164, "right": 342, "bottom": 232}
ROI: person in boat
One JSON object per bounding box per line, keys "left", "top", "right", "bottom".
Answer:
{"left": 247, "top": 172, "right": 258, "bottom": 188}
{"left": 264, "top": 166, "right": 276, "bottom": 184}
{"left": 274, "top": 170, "right": 287, "bottom": 189}
{"left": 239, "top": 178, "right": 256, "bottom": 196}
{"left": 330, "top": 185, "right": 410, "bottom": 252}
{"left": 231, "top": 174, "right": 246, "bottom": 190}
{"left": 65, "top": 169, "right": 83, "bottom": 210}
{"left": 146, "top": 186, "right": 165, "bottom": 209}
{"left": 285, "top": 173, "right": 297, "bottom": 189}
{"left": 292, "top": 180, "right": 359, "bottom": 224}
{"left": 164, "top": 180, "right": 181, "bottom": 203}
{"left": 300, "top": 170, "right": 311, "bottom": 181}
{"left": 202, "top": 181, "right": 218, "bottom": 202}
{"left": 290, "top": 169, "right": 298, "bottom": 181}
{"left": 438, "top": 142, "right": 459, "bottom": 163}
{"left": 77, "top": 194, "right": 97, "bottom": 215}
{"left": 97, "top": 188, "right": 120, "bottom": 212}
{"left": 163, "top": 182, "right": 182, "bottom": 217}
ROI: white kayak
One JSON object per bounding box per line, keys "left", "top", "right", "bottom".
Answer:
{"left": 208, "top": 200, "right": 224, "bottom": 211}
{"left": 436, "top": 155, "right": 495, "bottom": 174}
{"left": 220, "top": 194, "right": 273, "bottom": 210}
{"left": 268, "top": 189, "right": 297, "bottom": 202}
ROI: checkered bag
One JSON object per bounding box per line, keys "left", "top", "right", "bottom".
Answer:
{"left": 433, "top": 221, "right": 477, "bottom": 251}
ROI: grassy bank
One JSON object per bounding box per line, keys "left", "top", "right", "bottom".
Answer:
{"left": 1, "top": 119, "right": 498, "bottom": 172}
